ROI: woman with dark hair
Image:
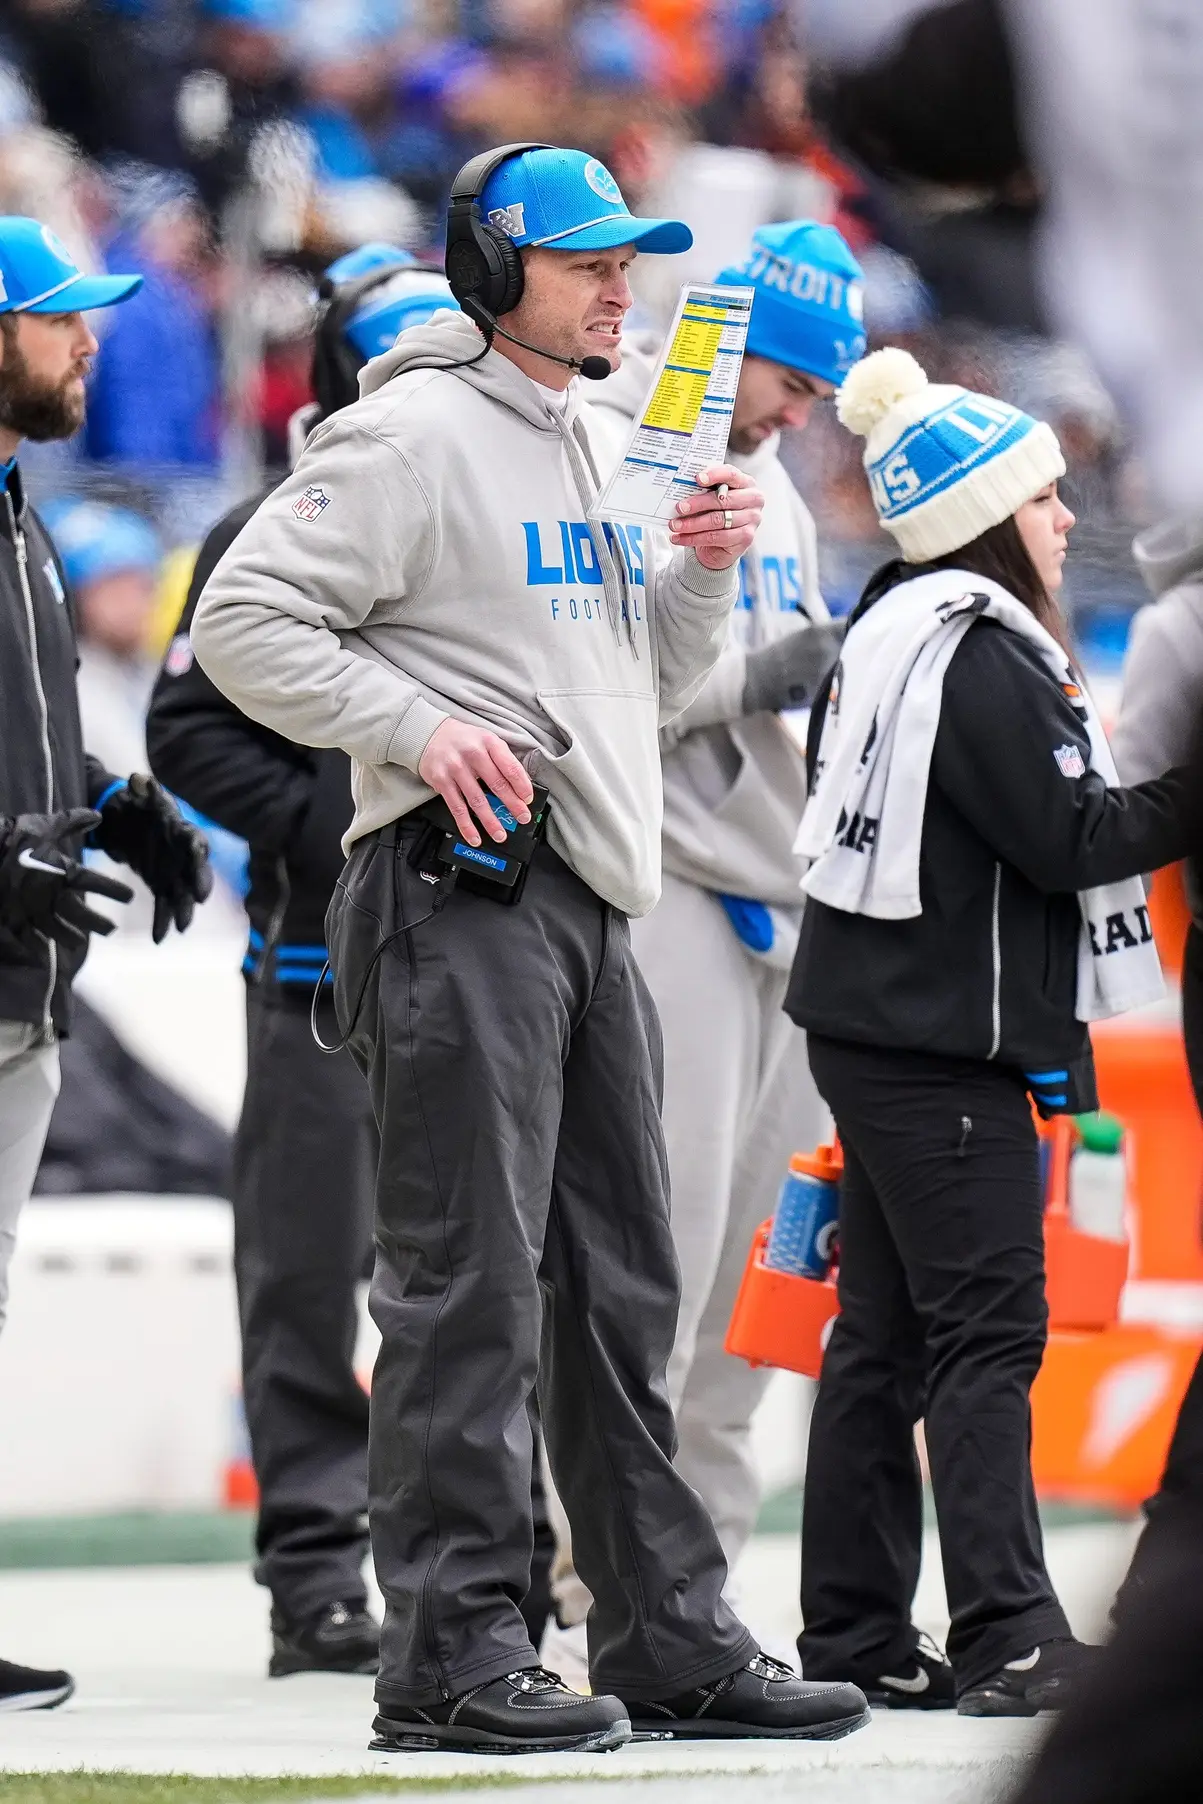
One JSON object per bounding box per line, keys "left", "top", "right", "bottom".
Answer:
{"left": 786, "top": 351, "right": 1193, "bottom": 1717}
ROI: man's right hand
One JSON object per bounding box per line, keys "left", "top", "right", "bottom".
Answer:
{"left": 417, "top": 721, "right": 535, "bottom": 847}
{"left": 0, "top": 810, "right": 134, "bottom": 952}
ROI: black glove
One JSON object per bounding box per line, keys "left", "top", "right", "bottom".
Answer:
{"left": 741, "top": 622, "right": 845, "bottom": 716}
{"left": 0, "top": 809, "right": 134, "bottom": 952}
{"left": 91, "top": 773, "right": 213, "bottom": 943}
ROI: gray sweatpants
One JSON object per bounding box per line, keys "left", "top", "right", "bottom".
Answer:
{"left": 549, "top": 877, "right": 827, "bottom": 1626}
{"left": 0, "top": 1020, "right": 61, "bottom": 1336}
{"left": 328, "top": 824, "right": 753, "bottom": 1711}
{"left": 633, "top": 877, "right": 828, "bottom": 1563}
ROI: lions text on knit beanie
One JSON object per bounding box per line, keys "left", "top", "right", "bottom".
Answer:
{"left": 837, "top": 347, "right": 1066, "bottom": 562}
{"left": 716, "top": 220, "right": 866, "bottom": 389}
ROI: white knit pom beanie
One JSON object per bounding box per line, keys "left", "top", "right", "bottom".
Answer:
{"left": 837, "top": 347, "right": 1066, "bottom": 562}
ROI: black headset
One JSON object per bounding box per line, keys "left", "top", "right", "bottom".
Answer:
{"left": 444, "top": 141, "right": 551, "bottom": 331}
{"left": 312, "top": 260, "right": 445, "bottom": 419}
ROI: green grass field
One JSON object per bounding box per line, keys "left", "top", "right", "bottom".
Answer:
{"left": 0, "top": 1776, "right": 560, "bottom": 1804}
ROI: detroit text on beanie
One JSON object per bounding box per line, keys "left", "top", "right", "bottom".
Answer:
{"left": 716, "top": 220, "right": 866, "bottom": 389}
{"left": 838, "top": 346, "right": 1066, "bottom": 562}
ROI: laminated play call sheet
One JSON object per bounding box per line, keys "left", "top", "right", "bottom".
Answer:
{"left": 591, "top": 283, "right": 754, "bottom": 528}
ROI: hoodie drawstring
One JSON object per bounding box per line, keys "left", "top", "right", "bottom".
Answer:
{"left": 562, "top": 412, "right": 639, "bottom": 658}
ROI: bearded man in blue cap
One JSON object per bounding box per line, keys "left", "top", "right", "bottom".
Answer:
{"left": 192, "top": 145, "right": 868, "bottom": 1752}
{"left": 0, "top": 218, "right": 211, "bottom": 1712}
{"left": 543, "top": 219, "right": 870, "bottom": 1678}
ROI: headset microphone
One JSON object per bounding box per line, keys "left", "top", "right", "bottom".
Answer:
{"left": 471, "top": 304, "right": 612, "bottom": 381}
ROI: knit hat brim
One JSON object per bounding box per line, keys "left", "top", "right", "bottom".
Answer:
{"left": 890, "top": 420, "right": 1067, "bottom": 562}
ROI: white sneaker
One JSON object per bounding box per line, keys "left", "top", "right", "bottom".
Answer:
{"left": 538, "top": 1617, "right": 591, "bottom": 1694}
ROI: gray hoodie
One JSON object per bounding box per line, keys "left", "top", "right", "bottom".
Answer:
{"left": 588, "top": 335, "right": 824, "bottom": 908}
{"left": 1113, "top": 515, "right": 1203, "bottom": 924}
{"left": 190, "top": 312, "right": 738, "bottom": 917}
{"left": 1111, "top": 515, "right": 1203, "bottom": 787}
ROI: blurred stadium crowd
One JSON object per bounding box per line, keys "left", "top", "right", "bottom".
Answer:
{"left": 0, "top": 0, "right": 1146, "bottom": 953}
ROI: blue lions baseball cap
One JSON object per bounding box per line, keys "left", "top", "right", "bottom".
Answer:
{"left": 41, "top": 499, "right": 161, "bottom": 589}
{"left": 480, "top": 147, "right": 692, "bottom": 255}
{"left": 717, "top": 220, "right": 865, "bottom": 388}
{"left": 0, "top": 218, "right": 142, "bottom": 315}
{"left": 323, "top": 243, "right": 459, "bottom": 361}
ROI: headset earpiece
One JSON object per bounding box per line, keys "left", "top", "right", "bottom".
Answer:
{"left": 312, "top": 261, "right": 427, "bottom": 420}
{"left": 445, "top": 141, "right": 551, "bottom": 324}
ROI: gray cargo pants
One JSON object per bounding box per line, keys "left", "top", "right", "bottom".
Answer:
{"left": 328, "top": 823, "right": 753, "bottom": 1710}
{"left": 0, "top": 1019, "right": 60, "bottom": 1336}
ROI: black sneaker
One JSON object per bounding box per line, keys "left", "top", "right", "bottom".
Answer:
{"left": 0, "top": 1656, "right": 74, "bottom": 1712}
{"left": 859, "top": 1633, "right": 956, "bottom": 1710}
{"left": 370, "top": 1665, "right": 630, "bottom": 1754}
{"left": 621, "top": 1652, "right": 870, "bottom": 1740}
{"left": 957, "top": 1638, "right": 1099, "bottom": 1717}
{"left": 269, "top": 1599, "right": 379, "bottom": 1677}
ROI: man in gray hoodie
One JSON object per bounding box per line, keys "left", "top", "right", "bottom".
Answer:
{"left": 1110, "top": 514, "right": 1203, "bottom": 1627}
{"left": 190, "top": 145, "right": 869, "bottom": 1753}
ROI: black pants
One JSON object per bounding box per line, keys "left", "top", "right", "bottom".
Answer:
{"left": 1013, "top": 1503, "right": 1203, "bottom": 1804}
{"left": 233, "top": 984, "right": 377, "bottom": 1622}
{"left": 799, "top": 1035, "right": 1070, "bottom": 1694}
{"left": 1113, "top": 921, "right": 1203, "bottom": 1624}
{"left": 328, "top": 825, "right": 751, "bottom": 1710}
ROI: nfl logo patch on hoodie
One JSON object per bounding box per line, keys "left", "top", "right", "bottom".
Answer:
{"left": 293, "top": 484, "right": 331, "bottom": 522}
{"left": 1053, "top": 743, "right": 1086, "bottom": 779}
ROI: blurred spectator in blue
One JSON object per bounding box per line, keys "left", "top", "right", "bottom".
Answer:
{"left": 40, "top": 498, "right": 163, "bottom": 779}
{"left": 84, "top": 171, "right": 222, "bottom": 470}
{"left": 293, "top": 0, "right": 407, "bottom": 181}
{"left": 383, "top": 39, "right": 491, "bottom": 224}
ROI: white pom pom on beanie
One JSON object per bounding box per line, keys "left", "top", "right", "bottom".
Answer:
{"left": 838, "top": 347, "right": 1066, "bottom": 562}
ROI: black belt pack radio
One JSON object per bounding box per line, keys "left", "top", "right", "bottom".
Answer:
{"left": 410, "top": 784, "right": 550, "bottom": 905}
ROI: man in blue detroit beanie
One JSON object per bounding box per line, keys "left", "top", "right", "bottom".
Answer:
{"left": 545, "top": 217, "right": 867, "bottom": 1678}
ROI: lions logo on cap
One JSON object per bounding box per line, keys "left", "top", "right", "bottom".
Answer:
{"left": 583, "top": 159, "right": 623, "bottom": 206}
{"left": 40, "top": 225, "right": 73, "bottom": 267}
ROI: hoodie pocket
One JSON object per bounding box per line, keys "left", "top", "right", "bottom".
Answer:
{"left": 534, "top": 688, "right": 662, "bottom": 909}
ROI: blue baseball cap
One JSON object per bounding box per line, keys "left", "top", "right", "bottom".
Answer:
{"left": 480, "top": 147, "right": 692, "bottom": 256}
{"left": 41, "top": 499, "right": 161, "bottom": 589}
{"left": 0, "top": 218, "right": 142, "bottom": 316}
{"left": 324, "top": 242, "right": 417, "bottom": 286}
{"left": 323, "top": 243, "right": 459, "bottom": 361}
{"left": 716, "top": 220, "right": 866, "bottom": 388}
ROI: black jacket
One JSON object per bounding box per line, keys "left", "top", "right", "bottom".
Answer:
{"left": 786, "top": 564, "right": 1191, "bottom": 1111}
{"left": 0, "top": 467, "right": 117, "bottom": 1031}
{"left": 145, "top": 489, "right": 354, "bottom": 988}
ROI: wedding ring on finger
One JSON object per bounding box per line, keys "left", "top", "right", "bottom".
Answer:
{"left": 723, "top": 509, "right": 733, "bottom": 531}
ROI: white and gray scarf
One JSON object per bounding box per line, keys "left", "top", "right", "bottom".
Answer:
{"left": 794, "top": 569, "right": 1163, "bottom": 1022}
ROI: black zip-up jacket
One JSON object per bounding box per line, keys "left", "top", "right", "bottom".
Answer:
{"left": 785, "top": 563, "right": 1191, "bottom": 1112}
{"left": 0, "top": 467, "right": 119, "bottom": 1032}
{"left": 145, "top": 489, "right": 354, "bottom": 989}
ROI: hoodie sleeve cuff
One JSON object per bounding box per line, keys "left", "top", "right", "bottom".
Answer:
{"left": 384, "top": 695, "right": 450, "bottom": 773}
{"left": 677, "top": 549, "right": 741, "bottom": 600}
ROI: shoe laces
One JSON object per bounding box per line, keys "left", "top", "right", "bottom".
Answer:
{"left": 746, "top": 1652, "right": 795, "bottom": 1682}
{"left": 916, "top": 1632, "right": 949, "bottom": 1667}
{"left": 504, "top": 1665, "right": 569, "bottom": 1694}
